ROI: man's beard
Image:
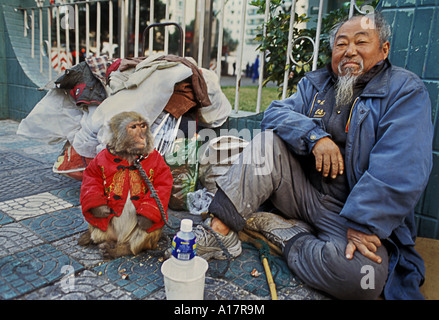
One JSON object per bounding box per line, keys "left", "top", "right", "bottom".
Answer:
{"left": 335, "top": 60, "right": 364, "bottom": 106}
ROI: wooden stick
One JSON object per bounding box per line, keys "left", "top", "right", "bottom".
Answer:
{"left": 262, "top": 257, "right": 278, "bottom": 300}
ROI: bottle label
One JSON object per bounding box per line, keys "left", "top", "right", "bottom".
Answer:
{"left": 171, "top": 236, "right": 197, "bottom": 261}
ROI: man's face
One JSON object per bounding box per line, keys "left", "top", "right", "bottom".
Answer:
{"left": 331, "top": 17, "right": 390, "bottom": 76}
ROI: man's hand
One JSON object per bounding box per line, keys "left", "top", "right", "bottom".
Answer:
{"left": 311, "top": 137, "right": 344, "bottom": 179}
{"left": 345, "top": 228, "right": 383, "bottom": 264}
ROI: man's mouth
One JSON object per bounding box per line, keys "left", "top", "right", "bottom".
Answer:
{"left": 341, "top": 60, "right": 360, "bottom": 68}
{"left": 338, "top": 59, "right": 364, "bottom": 76}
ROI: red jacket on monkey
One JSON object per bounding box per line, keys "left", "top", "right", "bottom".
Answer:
{"left": 80, "top": 148, "right": 173, "bottom": 233}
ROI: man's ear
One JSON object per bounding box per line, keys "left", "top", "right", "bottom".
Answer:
{"left": 382, "top": 41, "right": 390, "bottom": 59}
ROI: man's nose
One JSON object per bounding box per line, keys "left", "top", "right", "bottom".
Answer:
{"left": 344, "top": 43, "right": 358, "bottom": 57}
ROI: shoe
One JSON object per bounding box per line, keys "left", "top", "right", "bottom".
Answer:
{"left": 194, "top": 217, "right": 242, "bottom": 260}
{"left": 245, "top": 212, "right": 313, "bottom": 251}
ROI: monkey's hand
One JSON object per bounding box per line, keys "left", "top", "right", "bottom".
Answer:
{"left": 137, "top": 215, "right": 154, "bottom": 230}
{"left": 90, "top": 205, "right": 112, "bottom": 218}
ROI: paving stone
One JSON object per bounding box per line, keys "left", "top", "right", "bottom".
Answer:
{"left": 49, "top": 186, "right": 81, "bottom": 206}
{"left": 207, "top": 243, "right": 303, "bottom": 298}
{"left": 276, "top": 283, "right": 330, "bottom": 300}
{"left": 0, "top": 244, "right": 83, "bottom": 299}
{"left": 203, "top": 276, "right": 262, "bottom": 300}
{"left": 0, "top": 120, "right": 21, "bottom": 136}
{"left": 93, "top": 253, "right": 165, "bottom": 299}
{"left": 0, "top": 192, "right": 73, "bottom": 221}
{"left": 0, "top": 166, "right": 81, "bottom": 202}
{"left": 0, "top": 212, "right": 14, "bottom": 226}
{"left": 20, "top": 144, "right": 62, "bottom": 164}
{"left": 0, "top": 223, "right": 44, "bottom": 258}
{"left": 0, "top": 119, "right": 59, "bottom": 164}
{"left": 0, "top": 151, "right": 47, "bottom": 171}
{"left": 20, "top": 270, "right": 133, "bottom": 300}
{"left": 21, "top": 207, "right": 88, "bottom": 243}
{"left": 51, "top": 234, "right": 104, "bottom": 268}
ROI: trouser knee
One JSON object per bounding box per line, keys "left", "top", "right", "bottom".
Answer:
{"left": 285, "top": 234, "right": 388, "bottom": 300}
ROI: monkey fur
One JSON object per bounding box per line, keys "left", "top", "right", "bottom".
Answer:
{"left": 107, "top": 111, "right": 154, "bottom": 163}
{"left": 79, "top": 111, "right": 172, "bottom": 259}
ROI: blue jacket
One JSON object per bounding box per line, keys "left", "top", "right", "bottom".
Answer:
{"left": 261, "top": 62, "right": 433, "bottom": 300}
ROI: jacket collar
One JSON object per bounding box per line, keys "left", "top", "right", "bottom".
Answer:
{"left": 305, "top": 59, "right": 392, "bottom": 98}
{"left": 105, "top": 146, "right": 150, "bottom": 166}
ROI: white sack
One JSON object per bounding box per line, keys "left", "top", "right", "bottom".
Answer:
{"left": 198, "top": 68, "right": 232, "bottom": 128}
{"left": 17, "top": 88, "right": 83, "bottom": 144}
{"left": 71, "top": 106, "right": 99, "bottom": 158}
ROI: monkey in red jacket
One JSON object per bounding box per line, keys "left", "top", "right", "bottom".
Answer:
{"left": 78, "top": 111, "right": 173, "bottom": 258}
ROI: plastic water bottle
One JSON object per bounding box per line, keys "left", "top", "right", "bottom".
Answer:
{"left": 172, "top": 219, "right": 197, "bottom": 261}
{"left": 170, "top": 219, "right": 197, "bottom": 276}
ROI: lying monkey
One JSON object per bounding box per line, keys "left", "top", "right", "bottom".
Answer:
{"left": 78, "top": 111, "right": 173, "bottom": 258}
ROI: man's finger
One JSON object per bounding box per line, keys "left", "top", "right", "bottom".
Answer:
{"left": 315, "top": 153, "right": 323, "bottom": 172}
{"left": 365, "top": 241, "right": 378, "bottom": 253}
{"left": 337, "top": 150, "right": 344, "bottom": 175}
{"left": 357, "top": 242, "right": 382, "bottom": 264}
{"left": 330, "top": 153, "right": 339, "bottom": 179}
{"left": 322, "top": 153, "right": 331, "bottom": 177}
{"left": 345, "top": 240, "right": 356, "bottom": 260}
{"left": 368, "top": 235, "right": 382, "bottom": 248}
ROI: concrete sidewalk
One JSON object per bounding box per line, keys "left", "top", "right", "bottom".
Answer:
{"left": 0, "top": 119, "right": 328, "bottom": 300}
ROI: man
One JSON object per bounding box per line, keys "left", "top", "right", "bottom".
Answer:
{"left": 194, "top": 13, "right": 433, "bottom": 300}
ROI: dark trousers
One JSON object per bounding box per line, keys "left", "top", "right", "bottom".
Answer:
{"left": 212, "top": 132, "right": 389, "bottom": 300}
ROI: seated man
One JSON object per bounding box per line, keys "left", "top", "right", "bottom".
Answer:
{"left": 194, "top": 13, "right": 433, "bottom": 300}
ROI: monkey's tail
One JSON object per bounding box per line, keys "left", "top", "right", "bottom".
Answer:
{"left": 134, "top": 157, "right": 179, "bottom": 230}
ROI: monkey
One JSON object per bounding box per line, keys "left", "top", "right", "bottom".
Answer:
{"left": 78, "top": 111, "right": 173, "bottom": 259}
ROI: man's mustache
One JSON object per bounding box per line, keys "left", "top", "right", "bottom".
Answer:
{"left": 339, "top": 59, "right": 363, "bottom": 69}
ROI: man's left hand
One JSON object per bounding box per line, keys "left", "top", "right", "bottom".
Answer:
{"left": 345, "top": 228, "right": 383, "bottom": 264}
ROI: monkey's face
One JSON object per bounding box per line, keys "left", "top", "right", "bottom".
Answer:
{"left": 125, "top": 120, "right": 148, "bottom": 155}
{"left": 107, "top": 111, "right": 154, "bottom": 160}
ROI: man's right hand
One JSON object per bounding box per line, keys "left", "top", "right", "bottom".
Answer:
{"left": 312, "top": 137, "right": 344, "bottom": 179}
{"left": 90, "top": 205, "right": 112, "bottom": 218}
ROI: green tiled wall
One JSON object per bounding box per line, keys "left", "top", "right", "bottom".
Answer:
{"left": 0, "top": 0, "right": 50, "bottom": 120}
{"left": 372, "top": 1, "right": 439, "bottom": 239}
{"left": 0, "top": 2, "right": 8, "bottom": 119}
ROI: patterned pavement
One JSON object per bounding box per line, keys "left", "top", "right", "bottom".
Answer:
{"left": 0, "top": 119, "right": 329, "bottom": 301}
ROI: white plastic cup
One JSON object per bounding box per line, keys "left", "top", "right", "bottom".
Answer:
{"left": 161, "top": 256, "right": 209, "bottom": 300}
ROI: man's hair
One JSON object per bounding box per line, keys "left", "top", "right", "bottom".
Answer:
{"left": 329, "top": 12, "right": 391, "bottom": 50}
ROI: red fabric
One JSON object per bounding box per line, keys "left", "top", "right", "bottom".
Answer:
{"left": 80, "top": 149, "right": 173, "bottom": 233}
{"left": 106, "top": 58, "right": 121, "bottom": 79}
{"left": 54, "top": 142, "right": 93, "bottom": 181}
